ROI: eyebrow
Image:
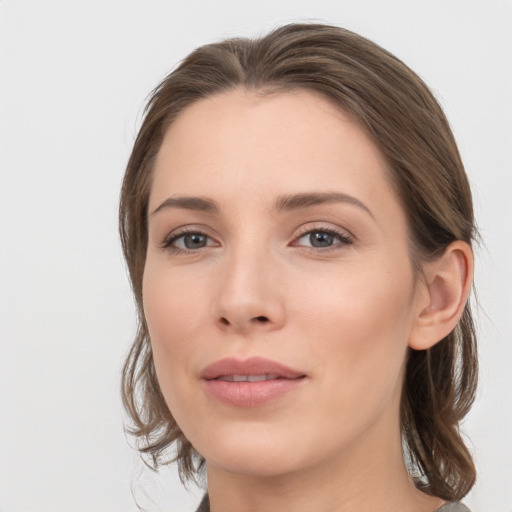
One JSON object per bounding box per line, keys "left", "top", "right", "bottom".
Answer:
{"left": 151, "top": 191, "right": 373, "bottom": 218}
{"left": 151, "top": 196, "right": 219, "bottom": 216}
{"left": 275, "top": 192, "right": 373, "bottom": 218}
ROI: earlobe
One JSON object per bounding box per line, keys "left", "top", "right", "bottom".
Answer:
{"left": 409, "top": 241, "right": 473, "bottom": 351}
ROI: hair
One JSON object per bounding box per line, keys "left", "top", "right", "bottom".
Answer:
{"left": 119, "top": 23, "right": 478, "bottom": 501}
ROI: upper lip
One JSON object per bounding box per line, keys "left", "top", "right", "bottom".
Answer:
{"left": 200, "top": 356, "right": 306, "bottom": 380}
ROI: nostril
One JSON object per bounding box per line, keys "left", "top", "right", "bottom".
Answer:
{"left": 218, "top": 315, "right": 270, "bottom": 327}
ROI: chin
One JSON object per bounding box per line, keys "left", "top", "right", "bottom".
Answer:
{"left": 192, "top": 424, "right": 307, "bottom": 478}
{"left": 206, "top": 447, "right": 302, "bottom": 479}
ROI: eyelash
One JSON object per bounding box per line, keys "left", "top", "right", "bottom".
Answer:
{"left": 161, "top": 228, "right": 216, "bottom": 254}
{"left": 292, "top": 226, "right": 353, "bottom": 252}
{"left": 161, "top": 226, "right": 353, "bottom": 254}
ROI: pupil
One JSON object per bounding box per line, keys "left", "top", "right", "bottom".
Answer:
{"left": 184, "top": 234, "right": 206, "bottom": 249}
{"left": 310, "top": 232, "right": 333, "bottom": 247}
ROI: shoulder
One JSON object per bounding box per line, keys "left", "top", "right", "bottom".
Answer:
{"left": 436, "top": 503, "right": 471, "bottom": 512}
{"left": 193, "top": 495, "right": 471, "bottom": 512}
{"left": 195, "top": 493, "right": 210, "bottom": 512}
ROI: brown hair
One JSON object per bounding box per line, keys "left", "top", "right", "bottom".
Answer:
{"left": 119, "top": 23, "right": 478, "bottom": 500}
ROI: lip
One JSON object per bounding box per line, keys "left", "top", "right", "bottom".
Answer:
{"left": 200, "top": 356, "right": 307, "bottom": 407}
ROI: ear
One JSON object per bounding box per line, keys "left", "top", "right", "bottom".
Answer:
{"left": 409, "top": 241, "right": 473, "bottom": 351}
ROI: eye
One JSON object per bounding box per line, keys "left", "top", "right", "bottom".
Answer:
{"left": 163, "top": 230, "right": 218, "bottom": 252}
{"left": 294, "top": 228, "right": 352, "bottom": 250}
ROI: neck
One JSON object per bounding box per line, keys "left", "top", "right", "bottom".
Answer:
{"left": 205, "top": 418, "right": 444, "bottom": 512}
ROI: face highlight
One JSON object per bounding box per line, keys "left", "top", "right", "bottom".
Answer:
{"left": 142, "top": 89, "right": 423, "bottom": 478}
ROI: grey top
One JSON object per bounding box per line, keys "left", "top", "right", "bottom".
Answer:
{"left": 195, "top": 494, "right": 470, "bottom": 512}
{"left": 436, "top": 503, "right": 471, "bottom": 512}
{"left": 195, "top": 494, "right": 209, "bottom": 512}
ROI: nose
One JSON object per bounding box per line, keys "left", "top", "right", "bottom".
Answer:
{"left": 213, "top": 247, "right": 286, "bottom": 335}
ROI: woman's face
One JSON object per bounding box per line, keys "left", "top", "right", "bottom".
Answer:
{"left": 144, "top": 89, "right": 424, "bottom": 478}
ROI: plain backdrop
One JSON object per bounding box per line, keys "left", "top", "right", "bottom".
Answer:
{"left": 0, "top": 1, "right": 511, "bottom": 511}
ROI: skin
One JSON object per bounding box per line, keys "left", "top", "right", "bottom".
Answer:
{"left": 143, "top": 89, "right": 469, "bottom": 512}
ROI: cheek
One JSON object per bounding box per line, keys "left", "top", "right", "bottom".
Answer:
{"left": 297, "top": 256, "right": 414, "bottom": 329}
{"left": 142, "top": 263, "right": 208, "bottom": 408}
{"left": 294, "top": 259, "right": 415, "bottom": 404}
{"left": 143, "top": 253, "right": 212, "bottom": 334}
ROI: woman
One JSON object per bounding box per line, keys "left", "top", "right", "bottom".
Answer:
{"left": 119, "top": 24, "right": 477, "bottom": 512}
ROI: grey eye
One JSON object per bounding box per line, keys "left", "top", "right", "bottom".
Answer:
{"left": 308, "top": 232, "right": 335, "bottom": 247}
{"left": 168, "top": 232, "right": 216, "bottom": 250}
{"left": 297, "top": 230, "right": 338, "bottom": 248}
{"left": 182, "top": 233, "right": 208, "bottom": 249}
{"left": 294, "top": 228, "right": 352, "bottom": 250}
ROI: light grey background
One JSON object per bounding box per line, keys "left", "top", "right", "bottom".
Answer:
{"left": 0, "top": 1, "right": 511, "bottom": 511}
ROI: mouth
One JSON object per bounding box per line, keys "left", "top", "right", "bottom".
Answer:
{"left": 200, "top": 356, "right": 306, "bottom": 381}
{"left": 215, "top": 374, "right": 285, "bottom": 382}
{"left": 200, "top": 356, "right": 307, "bottom": 407}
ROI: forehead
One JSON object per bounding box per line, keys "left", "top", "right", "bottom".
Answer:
{"left": 150, "top": 88, "right": 402, "bottom": 223}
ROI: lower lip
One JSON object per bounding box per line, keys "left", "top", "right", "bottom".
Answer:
{"left": 203, "top": 378, "right": 305, "bottom": 407}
